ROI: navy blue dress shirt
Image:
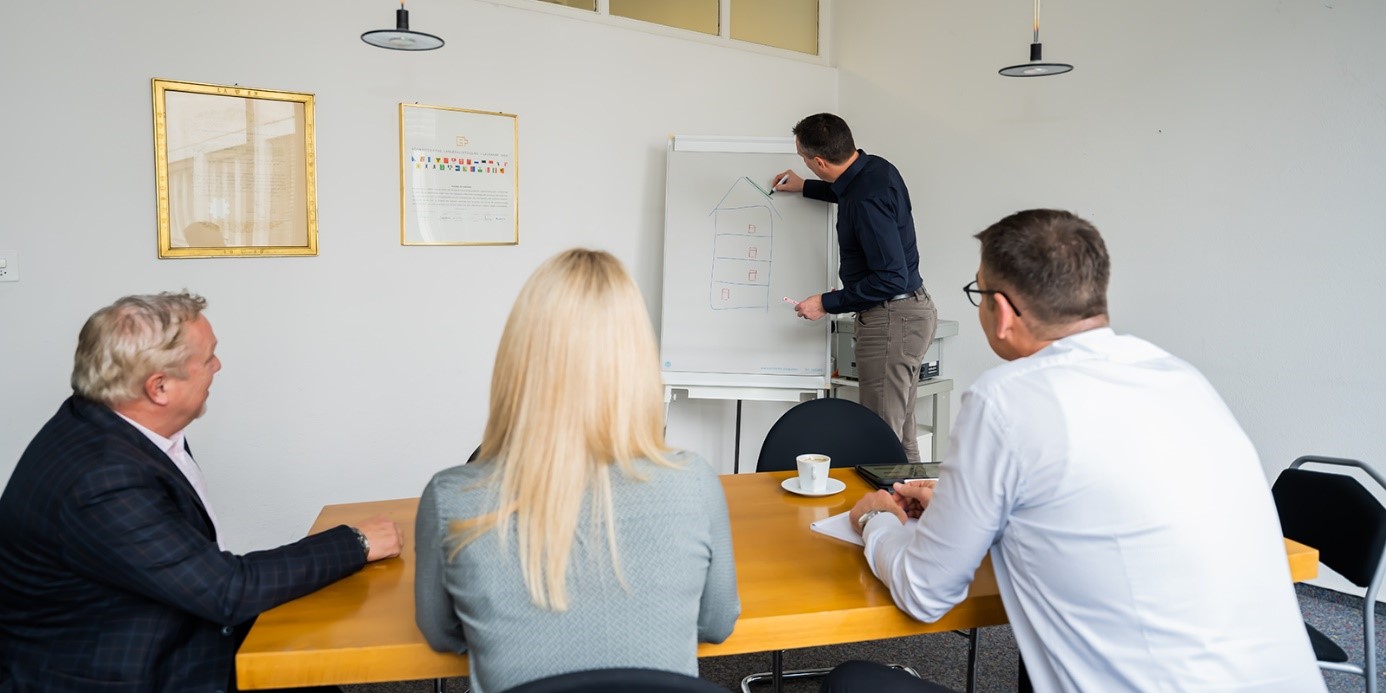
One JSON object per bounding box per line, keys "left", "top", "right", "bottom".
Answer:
{"left": 802, "top": 150, "right": 921, "bottom": 314}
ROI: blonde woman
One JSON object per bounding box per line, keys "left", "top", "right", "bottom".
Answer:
{"left": 415, "top": 249, "right": 740, "bottom": 693}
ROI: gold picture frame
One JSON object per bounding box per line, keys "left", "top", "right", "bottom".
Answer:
{"left": 152, "top": 79, "right": 318, "bottom": 258}
{"left": 400, "top": 103, "right": 519, "bottom": 246}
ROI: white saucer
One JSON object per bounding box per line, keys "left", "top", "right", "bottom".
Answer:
{"left": 781, "top": 477, "right": 846, "bottom": 497}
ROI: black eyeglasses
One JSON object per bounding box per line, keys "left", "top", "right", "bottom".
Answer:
{"left": 963, "top": 280, "right": 1022, "bottom": 316}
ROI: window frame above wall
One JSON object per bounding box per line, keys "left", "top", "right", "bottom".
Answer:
{"left": 491, "top": 0, "right": 832, "bottom": 66}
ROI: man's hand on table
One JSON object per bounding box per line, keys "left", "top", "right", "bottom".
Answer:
{"left": 848, "top": 490, "right": 908, "bottom": 534}
{"left": 355, "top": 515, "right": 404, "bottom": 562}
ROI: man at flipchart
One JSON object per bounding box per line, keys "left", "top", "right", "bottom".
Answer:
{"left": 771, "top": 113, "right": 937, "bottom": 463}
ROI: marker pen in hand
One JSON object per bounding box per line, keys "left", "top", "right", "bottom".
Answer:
{"left": 783, "top": 296, "right": 800, "bottom": 306}
{"left": 769, "top": 174, "right": 790, "bottom": 196}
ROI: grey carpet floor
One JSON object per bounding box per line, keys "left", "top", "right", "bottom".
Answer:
{"left": 342, "top": 584, "right": 1381, "bottom": 692}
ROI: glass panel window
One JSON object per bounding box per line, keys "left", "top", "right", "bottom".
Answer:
{"left": 538, "top": 0, "right": 597, "bottom": 10}
{"left": 732, "top": 0, "right": 818, "bottom": 55}
{"left": 610, "top": 0, "right": 719, "bottom": 36}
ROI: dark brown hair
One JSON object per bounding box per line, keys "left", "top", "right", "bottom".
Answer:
{"left": 792, "top": 113, "right": 856, "bottom": 164}
{"left": 975, "top": 209, "right": 1110, "bottom": 326}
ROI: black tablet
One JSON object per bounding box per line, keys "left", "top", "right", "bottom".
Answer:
{"left": 854, "top": 463, "right": 941, "bottom": 489}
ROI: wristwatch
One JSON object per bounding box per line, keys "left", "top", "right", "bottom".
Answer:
{"left": 857, "top": 509, "right": 886, "bottom": 530}
{"left": 350, "top": 526, "right": 370, "bottom": 559}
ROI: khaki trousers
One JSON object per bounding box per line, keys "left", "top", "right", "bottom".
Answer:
{"left": 853, "top": 289, "right": 938, "bottom": 463}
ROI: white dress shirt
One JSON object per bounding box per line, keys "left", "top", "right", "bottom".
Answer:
{"left": 862, "top": 328, "right": 1324, "bottom": 692}
{"left": 117, "top": 414, "right": 227, "bottom": 551}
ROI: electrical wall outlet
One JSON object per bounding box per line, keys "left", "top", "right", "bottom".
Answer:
{"left": 0, "top": 250, "right": 18, "bottom": 282}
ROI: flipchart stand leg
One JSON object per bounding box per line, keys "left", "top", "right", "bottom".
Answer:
{"left": 734, "top": 399, "right": 742, "bottom": 474}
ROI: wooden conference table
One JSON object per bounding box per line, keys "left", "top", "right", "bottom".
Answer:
{"left": 236, "top": 469, "right": 1320, "bottom": 689}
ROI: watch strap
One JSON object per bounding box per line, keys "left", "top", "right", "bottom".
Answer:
{"left": 857, "top": 509, "right": 886, "bottom": 530}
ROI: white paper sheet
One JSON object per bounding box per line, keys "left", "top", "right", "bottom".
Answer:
{"left": 809, "top": 510, "right": 917, "bottom": 546}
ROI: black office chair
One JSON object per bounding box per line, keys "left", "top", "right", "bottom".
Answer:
{"left": 756, "top": 397, "right": 907, "bottom": 472}
{"left": 743, "top": 398, "right": 929, "bottom": 692}
{"left": 1272, "top": 455, "right": 1386, "bottom": 693}
{"left": 502, "top": 668, "right": 730, "bottom": 693}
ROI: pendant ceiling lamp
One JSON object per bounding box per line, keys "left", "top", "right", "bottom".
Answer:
{"left": 999, "top": 0, "right": 1072, "bottom": 77}
{"left": 362, "top": 1, "right": 445, "bottom": 51}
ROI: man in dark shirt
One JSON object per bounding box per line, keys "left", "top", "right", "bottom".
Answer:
{"left": 773, "top": 113, "right": 938, "bottom": 463}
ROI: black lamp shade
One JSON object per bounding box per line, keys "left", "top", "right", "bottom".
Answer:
{"left": 1000, "top": 0, "right": 1072, "bottom": 78}
{"left": 362, "top": 8, "right": 444, "bottom": 51}
{"left": 999, "top": 42, "right": 1073, "bottom": 77}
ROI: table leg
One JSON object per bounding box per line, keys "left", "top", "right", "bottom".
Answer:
{"left": 965, "top": 628, "right": 978, "bottom": 693}
{"left": 734, "top": 400, "right": 743, "bottom": 474}
{"left": 1017, "top": 653, "right": 1034, "bottom": 693}
{"left": 772, "top": 649, "right": 783, "bottom": 693}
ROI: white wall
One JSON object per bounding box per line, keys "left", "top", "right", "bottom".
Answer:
{"left": 4, "top": 0, "right": 1382, "bottom": 599}
{"left": 0, "top": 0, "right": 835, "bottom": 551}
{"left": 832, "top": 0, "right": 1386, "bottom": 594}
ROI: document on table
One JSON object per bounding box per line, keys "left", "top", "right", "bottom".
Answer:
{"left": 810, "top": 510, "right": 918, "bottom": 546}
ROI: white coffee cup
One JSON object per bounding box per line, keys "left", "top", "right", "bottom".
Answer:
{"left": 795, "top": 454, "right": 831, "bottom": 493}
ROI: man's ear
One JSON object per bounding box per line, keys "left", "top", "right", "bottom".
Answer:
{"left": 144, "top": 372, "right": 170, "bottom": 406}
{"left": 991, "top": 294, "right": 1019, "bottom": 342}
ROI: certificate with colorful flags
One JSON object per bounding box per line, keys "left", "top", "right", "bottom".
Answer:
{"left": 400, "top": 103, "right": 518, "bottom": 246}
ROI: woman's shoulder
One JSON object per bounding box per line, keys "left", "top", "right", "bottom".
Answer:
{"left": 427, "top": 461, "right": 488, "bottom": 484}
{"left": 631, "top": 451, "right": 720, "bottom": 488}
{"left": 422, "top": 463, "right": 494, "bottom": 508}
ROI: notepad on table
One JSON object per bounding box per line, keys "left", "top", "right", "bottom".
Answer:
{"left": 809, "top": 510, "right": 918, "bottom": 547}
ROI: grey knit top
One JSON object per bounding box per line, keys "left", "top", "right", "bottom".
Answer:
{"left": 414, "top": 451, "right": 740, "bottom": 693}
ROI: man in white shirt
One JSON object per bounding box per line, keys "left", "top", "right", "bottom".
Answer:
{"left": 0, "top": 291, "right": 403, "bottom": 691}
{"left": 829, "top": 210, "right": 1324, "bottom": 692}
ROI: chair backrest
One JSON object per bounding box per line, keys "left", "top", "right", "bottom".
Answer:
{"left": 756, "top": 398, "right": 907, "bottom": 473}
{"left": 1272, "top": 464, "right": 1386, "bottom": 587}
{"left": 503, "top": 667, "right": 730, "bottom": 693}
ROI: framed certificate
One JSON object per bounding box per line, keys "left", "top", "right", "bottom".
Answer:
{"left": 152, "top": 79, "right": 318, "bottom": 258}
{"left": 400, "top": 103, "right": 519, "bottom": 246}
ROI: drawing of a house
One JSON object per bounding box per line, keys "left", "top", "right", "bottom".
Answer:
{"left": 708, "top": 177, "right": 779, "bottom": 310}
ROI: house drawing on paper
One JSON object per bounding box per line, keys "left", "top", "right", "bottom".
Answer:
{"left": 707, "top": 177, "right": 780, "bottom": 310}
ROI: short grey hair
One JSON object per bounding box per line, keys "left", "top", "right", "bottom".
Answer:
{"left": 71, "top": 292, "right": 208, "bottom": 406}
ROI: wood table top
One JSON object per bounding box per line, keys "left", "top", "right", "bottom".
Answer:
{"left": 236, "top": 469, "right": 1319, "bottom": 689}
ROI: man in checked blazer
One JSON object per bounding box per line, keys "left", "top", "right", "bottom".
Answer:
{"left": 0, "top": 292, "right": 403, "bottom": 692}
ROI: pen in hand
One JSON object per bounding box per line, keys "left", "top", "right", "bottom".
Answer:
{"left": 769, "top": 174, "right": 790, "bottom": 196}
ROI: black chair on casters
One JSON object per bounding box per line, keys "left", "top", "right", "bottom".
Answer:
{"left": 1272, "top": 455, "right": 1386, "bottom": 693}
{"left": 502, "top": 668, "right": 730, "bottom": 693}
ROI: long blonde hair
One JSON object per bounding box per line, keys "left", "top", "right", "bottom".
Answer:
{"left": 450, "top": 249, "right": 672, "bottom": 611}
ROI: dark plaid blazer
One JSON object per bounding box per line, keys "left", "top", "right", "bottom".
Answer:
{"left": 0, "top": 396, "right": 365, "bottom": 692}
